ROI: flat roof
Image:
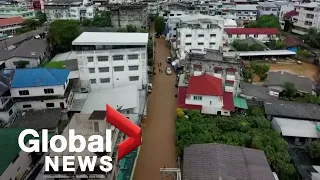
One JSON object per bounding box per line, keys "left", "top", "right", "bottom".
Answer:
{"left": 236, "top": 4, "right": 258, "bottom": 11}
{"left": 224, "top": 50, "right": 296, "bottom": 57}
{"left": 51, "top": 51, "right": 77, "bottom": 61}
{"left": 272, "top": 117, "right": 320, "bottom": 138}
{"left": 72, "top": 32, "right": 149, "bottom": 46}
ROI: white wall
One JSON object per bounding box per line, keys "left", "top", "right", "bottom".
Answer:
{"left": 225, "top": 33, "right": 278, "bottom": 44}
{"left": 11, "top": 85, "right": 66, "bottom": 98}
{"left": 292, "top": 5, "right": 320, "bottom": 35}
{"left": 15, "top": 99, "right": 67, "bottom": 111}
{"left": 236, "top": 10, "right": 257, "bottom": 21}
{"left": 45, "top": 5, "right": 94, "bottom": 22}
{"left": 0, "top": 105, "right": 17, "bottom": 123}
{"left": 5, "top": 57, "right": 40, "bottom": 69}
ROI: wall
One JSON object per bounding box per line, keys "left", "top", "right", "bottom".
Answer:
{"left": 186, "top": 94, "right": 224, "bottom": 114}
{"left": 111, "top": 7, "right": 148, "bottom": 29}
{"left": 292, "top": 6, "right": 320, "bottom": 35}
{"left": 11, "top": 85, "right": 65, "bottom": 98}
{"left": 5, "top": 57, "right": 40, "bottom": 69}
{"left": 15, "top": 98, "right": 66, "bottom": 110}
{"left": 0, "top": 150, "right": 32, "bottom": 180}
{"left": 0, "top": 105, "right": 17, "bottom": 123}
{"left": 236, "top": 10, "right": 257, "bottom": 21}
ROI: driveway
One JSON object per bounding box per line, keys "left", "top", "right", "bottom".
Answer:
{"left": 133, "top": 37, "right": 178, "bottom": 179}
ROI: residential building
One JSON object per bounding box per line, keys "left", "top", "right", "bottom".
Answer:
{"left": 178, "top": 74, "right": 235, "bottom": 116}
{"left": 236, "top": 4, "right": 258, "bottom": 23}
{"left": 194, "top": 2, "right": 237, "bottom": 20}
{"left": 0, "top": 17, "right": 24, "bottom": 35}
{"left": 10, "top": 68, "right": 75, "bottom": 111}
{"left": 173, "top": 14, "right": 224, "bottom": 59}
{"left": 43, "top": 111, "right": 126, "bottom": 180}
{"left": 0, "top": 69, "right": 17, "bottom": 123}
{"left": 44, "top": 1, "right": 95, "bottom": 22}
{"left": 0, "top": 39, "right": 49, "bottom": 68}
{"left": 160, "top": 2, "right": 195, "bottom": 22}
{"left": 110, "top": 3, "right": 148, "bottom": 29}
{"left": 183, "top": 143, "right": 276, "bottom": 180}
{"left": 264, "top": 99, "right": 320, "bottom": 121}
{"left": 224, "top": 18, "right": 238, "bottom": 28}
{"left": 271, "top": 117, "right": 320, "bottom": 146}
{"left": 0, "top": 3, "right": 35, "bottom": 18}
{"left": 224, "top": 28, "right": 280, "bottom": 45}
{"left": 72, "top": 32, "right": 149, "bottom": 92}
{"left": 257, "top": 2, "right": 279, "bottom": 16}
{"left": 146, "top": 0, "right": 160, "bottom": 15}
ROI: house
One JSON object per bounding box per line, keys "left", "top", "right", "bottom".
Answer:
{"left": 160, "top": 2, "right": 195, "bottom": 22}
{"left": 257, "top": 2, "right": 279, "bottom": 16}
{"left": 173, "top": 14, "right": 224, "bottom": 60}
{"left": 110, "top": 3, "right": 148, "bottom": 29}
{"left": 0, "top": 69, "right": 17, "bottom": 123}
{"left": 283, "top": 35, "right": 301, "bottom": 52}
{"left": 224, "top": 28, "right": 280, "bottom": 44}
{"left": 177, "top": 74, "right": 235, "bottom": 116}
{"left": 193, "top": 2, "right": 237, "bottom": 20}
{"left": 264, "top": 99, "right": 320, "bottom": 121}
{"left": 183, "top": 143, "right": 276, "bottom": 180}
{"left": 271, "top": 117, "right": 320, "bottom": 146}
{"left": 236, "top": 4, "right": 258, "bottom": 23}
{"left": 10, "top": 68, "right": 75, "bottom": 111}
{"left": 0, "top": 3, "right": 35, "bottom": 19}
{"left": 0, "top": 39, "right": 49, "bottom": 68}
{"left": 72, "top": 32, "right": 148, "bottom": 92}
{"left": 263, "top": 71, "right": 314, "bottom": 94}
{"left": 0, "top": 17, "right": 24, "bottom": 35}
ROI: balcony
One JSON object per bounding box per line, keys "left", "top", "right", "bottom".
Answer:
{"left": 225, "top": 86, "right": 234, "bottom": 92}
{"left": 226, "top": 74, "right": 235, "bottom": 81}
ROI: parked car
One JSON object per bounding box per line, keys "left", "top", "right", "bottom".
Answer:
{"left": 148, "top": 83, "right": 152, "bottom": 93}
{"left": 166, "top": 67, "right": 172, "bottom": 75}
{"left": 167, "top": 57, "right": 172, "bottom": 63}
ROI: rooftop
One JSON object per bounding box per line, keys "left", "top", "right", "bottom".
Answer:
{"left": 224, "top": 50, "right": 296, "bottom": 57}
{"left": 0, "top": 16, "right": 24, "bottom": 26}
{"left": 177, "top": 14, "right": 223, "bottom": 24}
{"left": 240, "top": 82, "right": 274, "bottom": 100}
{"left": 10, "top": 108, "right": 61, "bottom": 130}
{"left": 263, "top": 71, "right": 313, "bottom": 93}
{"left": 236, "top": 4, "right": 258, "bottom": 11}
{"left": 264, "top": 99, "right": 320, "bottom": 121}
{"left": 187, "top": 74, "right": 223, "bottom": 96}
{"left": 51, "top": 51, "right": 78, "bottom": 71}
{"left": 297, "top": 2, "right": 319, "bottom": 8}
{"left": 223, "top": 92, "right": 235, "bottom": 111}
{"left": 183, "top": 143, "right": 275, "bottom": 180}
{"left": 224, "top": 19, "right": 237, "bottom": 27}
{"left": 72, "top": 32, "right": 149, "bottom": 46}
{"left": 283, "top": 10, "right": 299, "bottom": 19}
{"left": 257, "top": 1, "right": 277, "bottom": 8}
{"left": 225, "top": 28, "right": 280, "bottom": 35}
{"left": 11, "top": 68, "right": 70, "bottom": 88}
{"left": 283, "top": 35, "right": 301, "bottom": 47}
{"left": 272, "top": 117, "right": 320, "bottom": 138}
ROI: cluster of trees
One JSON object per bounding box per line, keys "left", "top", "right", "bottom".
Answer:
{"left": 281, "top": 82, "right": 320, "bottom": 103}
{"left": 154, "top": 16, "right": 165, "bottom": 34}
{"left": 267, "top": 39, "right": 285, "bottom": 50}
{"left": 232, "top": 40, "right": 265, "bottom": 51}
{"left": 176, "top": 110, "right": 296, "bottom": 180}
{"left": 15, "top": 11, "right": 47, "bottom": 35}
{"left": 80, "top": 12, "right": 112, "bottom": 27}
{"left": 302, "top": 28, "right": 320, "bottom": 48}
{"left": 297, "top": 49, "right": 313, "bottom": 57}
{"left": 309, "top": 141, "right": 320, "bottom": 159}
{"left": 246, "top": 15, "right": 281, "bottom": 29}
{"left": 242, "top": 63, "right": 269, "bottom": 82}
{"left": 117, "top": 25, "right": 147, "bottom": 33}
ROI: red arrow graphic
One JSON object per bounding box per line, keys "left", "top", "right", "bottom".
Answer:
{"left": 106, "top": 104, "right": 142, "bottom": 160}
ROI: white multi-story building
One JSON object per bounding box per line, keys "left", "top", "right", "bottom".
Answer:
{"left": 10, "top": 68, "right": 74, "bottom": 111}
{"left": 224, "top": 28, "right": 281, "bottom": 44}
{"left": 72, "top": 32, "right": 149, "bottom": 92}
{"left": 160, "top": 2, "right": 196, "bottom": 22}
{"left": 257, "top": 2, "right": 279, "bottom": 16}
{"left": 44, "top": 1, "right": 95, "bottom": 22}
{"left": 173, "top": 14, "right": 224, "bottom": 59}
{"left": 236, "top": 4, "right": 258, "bottom": 23}
{"left": 291, "top": 2, "right": 320, "bottom": 35}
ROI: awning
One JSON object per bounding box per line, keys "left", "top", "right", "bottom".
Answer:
{"left": 233, "top": 97, "right": 248, "bottom": 109}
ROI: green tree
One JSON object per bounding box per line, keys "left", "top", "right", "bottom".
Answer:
{"left": 126, "top": 25, "right": 137, "bottom": 32}
{"left": 249, "top": 106, "right": 265, "bottom": 116}
{"left": 247, "top": 15, "right": 281, "bottom": 29}
{"left": 91, "top": 12, "right": 112, "bottom": 27}
{"left": 282, "top": 82, "right": 298, "bottom": 99}
{"left": 303, "top": 28, "right": 320, "bottom": 48}
{"left": 242, "top": 68, "right": 253, "bottom": 82}
{"left": 23, "top": 19, "right": 41, "bottom": 30}
{"left": 81, "top": 18, "right": 92, "bottom": 26}
{"left": 154, "top": 16, "right": 165, "bottom": 34}
{"left": 35, "top": 11, "right": 47, "bottom": 24}
{"left": 250, "top": 63, "right": 269, "bottom": 75}
{"left": 295, "top": 94, "right": 320, "bottom": 104}
{"left": 47, "top": 20, "right": 80, "bottom": 53}
{"left": 309, "top": 141, "right": 320, "bottom": 159}
{"left": 232, "top": 40, "right": 265, "bottom": 51}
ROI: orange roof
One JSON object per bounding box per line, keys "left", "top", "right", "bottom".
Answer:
{"left": 0, "top": 17, "right": 24, "bottom": 26}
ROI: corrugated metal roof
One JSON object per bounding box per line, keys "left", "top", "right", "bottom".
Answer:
{"left": 233, "top": 96, "right": 248, "bottom": 109}
{"left": 224, "top": 50, "right": 296, "bottom": 57}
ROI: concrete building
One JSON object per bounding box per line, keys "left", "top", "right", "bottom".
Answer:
{"left": 257, "top": 2, "right": 279, "bottom": 16}
{"left": 173, "top": 14, "right": 224, "bottom": 59}
{"left": 110, "top": 3, "right": 148, "bottom": 29}
{"left": 0, "top": 69, "right": 17, "bottom": 123}
{"left": 0, "top": 3, "right": 35, "bottom": 18}
{"left": 10, "top": 68, "right": 75, "bottom": 111}
{"left": 44, "top": 1, "right": 95, "bottom": 22}
{"left": 43, "top": 111, "right": 126, "bottom": 180}
{"left": 160, "top": 2, "right": 195, "bottom": 22}
{"left": 194, "top": 2, "right": 237, "bottom": 20}
{"left": 72, "top": 32, "right": 149, "bottom": 92}
{"left": 236, "top": 4, "right": 258, "bottom": 23}
{"left": 224, "top": 28, "right": 281, "bottom": 44}
{"left": 0, "top": 17, "right": 24, "bottom": 35}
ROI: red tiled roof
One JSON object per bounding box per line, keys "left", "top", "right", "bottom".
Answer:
{"left": 222, "top": 92, "right": 235, "bottom": 111}
{"left": 283, "top": 10, "right": 298, "bottom": 19}
{"left": 284, "top": 35, "right": 301, "bottom": 47}
{"left": 224, "top": 28, "right": 280, "bottom": 35}
{"left": 0, "top": 17, "right": 24, "bottom": 26}
{"left": 187, "top": 74, "right": 223, "bottom": 96}
{"left": 177, "top": 87, "right": 202, "bottom": 110}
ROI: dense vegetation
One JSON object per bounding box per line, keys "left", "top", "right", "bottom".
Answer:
{"left": 232, "top": 40, "right": 265, "bottom": 51}
{"left": 80, "top": 12, "right": 112, "bottom": 27}
{"left": 246, "top": 15, "right": 281, "bottom": 29}
{"left": 154, "top": 16, "right": 165, "bottom": 34}
{"left": 176, "top": 110, "right": 296, "bottom": 180}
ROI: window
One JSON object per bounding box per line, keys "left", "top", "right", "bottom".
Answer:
{"left": 198, "top": 34, "right": 204, "bottom": 37}
{"left": 177, "top": 14, "right": 182, "bottom": 16}
{"left": 198, "top": 42, "right": 204, "bottom": 45}
{"left": 252, "top": 11, "right": 256, "bottom": 14}
{"left": 19, "top": 90, "right": 29, "bottom": 96}
{"left": 93, "top": 122, "right": 99, "bottom": 132}
{"left": 244, "top": 11, "right": 249, "bottom": 14}
{"left": 210, "top": 34, "right": 216, "bottom": 37}
{"left": 44, "top": 88, "right": 54, "bottom": 94}
{"left": 254, "top": 34, "right": 258, "bottom": 38}
{"left": 113, "top": 55, "right": 123, "bottom": 61}
{"left": 129, "top": 76, "right": 139, "bottom": 81}
{"left": 9, "top": 109, "right": 13, "bottom": 115}
{"left": 237, "top": 34, "right": 240, "bottom": 38}
{"left": 173, "top": 28, "right": 177, "bottom": 30}
{"left": 97, "top": 56, "right": 108, "bottom": 61}
{"left": 87, "top": 56, "right": 94, "bottom": 62}
{"left": 186, "top": 34, "right": 192, "bottom": 37}
{"left": 90, "top": 79, "right": 96, "bottom": 84}
{"left": 245, "top": 35, "right": 249, "bottom": 38}
{"left": 193, "top": 96, "right": 202, "bottom": 100}
{"left": 210, "top": 42, "right": 215, "bottom": 45}
{"left": 23, "top": 104, "right": 32, "bottom": 108}
{"left": 228, "top": 34, "right": 232, "bottom": 38}
{"left": 114, "top": 66, "right": 124, "bottom": 72}
{"left": 170, "top": 14, "right": 174, "bottom": 16}
{"left": 185, "top": 43, "right": 191, "bottom": 46}
{"left": 99, "top": 67, "right": 109, "bottom": 72}
{"left": 46, "top": 103, "right": 54, "bottom": 108}
{"left": 128, "top": 54, "right": 139, "bottom": 60}
{"left": 129, "top": 65, "right": 139, "bottom": 71}
{"left": 100, "top": 78, "right": 110, "bottom": 83}
{"left": 225, "top": 81, "right": 234, "bottom": 86}
{"left": 89, "top": 68, "right": 95, "bottom": 73}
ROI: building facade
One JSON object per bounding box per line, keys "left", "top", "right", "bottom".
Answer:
{"left": 72, "top": 32, "right": 149, "bottom": 92}
{"left": 0, "top": 3, "right": 35, "bottom": 18}
{"left": 224, "top": 28, "right": 280, "bottom": 44}
{"left": 236, "top": 4, "right": 258, "bottom": 23}
{"left": 0, "top": 17, "right": 24, "bottom": 35}
{"left": 257, "top": 2, "right": 279, "bottom": 16}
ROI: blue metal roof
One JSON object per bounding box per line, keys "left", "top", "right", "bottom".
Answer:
{"left": 11, "top": 68, "right": 70, "bottom": 88}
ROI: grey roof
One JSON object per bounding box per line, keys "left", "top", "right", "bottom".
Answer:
{"left": 51, "top": 51, "right": 79, "bottom": 71}
{"left": 240, "top": 82, "right": 273, "bottom": 100}
{"left": 257, "top": 2, "right": 278, "bottom": 8}
{"left": 264, "top": 99, "right": 320, "bottom": 121}
{"left": 263, "top": 71, "right": 314, "bottom": 93}
{"left": 183, "top": 143, "right": 275, "bottom": 180}
{"left": 0, "top": 39, "right": 48, "bottom": 61}
{"left": 10, "top": 108, "right": 61, "bottom": 130}
{"left": 236, "top": 4, "right": 258, "bottom": 11}
{"left": 274, "top": 1, "right": 291, "bottom": 6}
